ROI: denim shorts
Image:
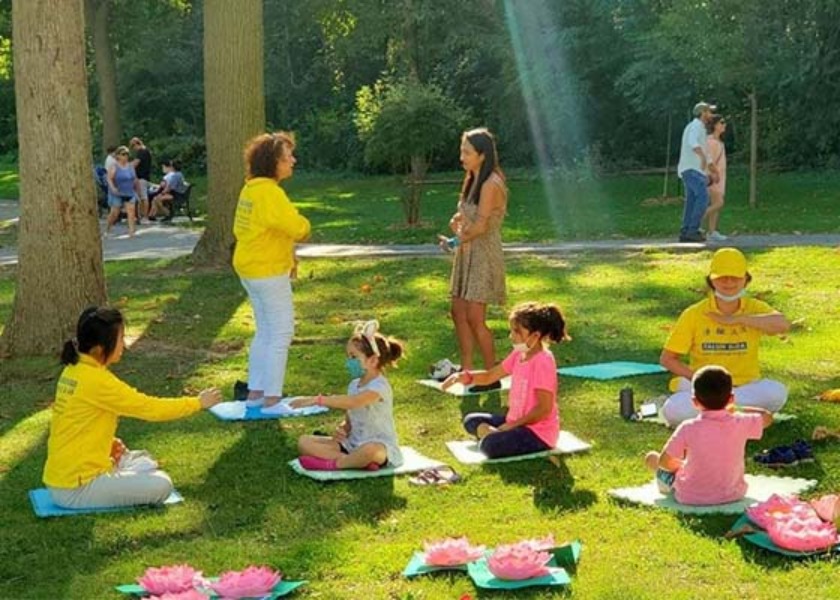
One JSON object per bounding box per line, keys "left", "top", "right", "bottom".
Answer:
{"left": 108, "top": 194, "right": 136, "bottom": 208}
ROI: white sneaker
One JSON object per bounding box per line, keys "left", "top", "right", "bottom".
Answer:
{"left": 707, "top": 231, "right": 728, "bottom": 241}
{"left": 429, "top": 358, "right": 461, "bottom": 381}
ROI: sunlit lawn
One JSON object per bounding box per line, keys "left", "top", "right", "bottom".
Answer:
{"left": 1, "top": 248, "right": 840, "bottom": 598}
{"left": 1, "top": 165, "right": 840, "bottom": 248}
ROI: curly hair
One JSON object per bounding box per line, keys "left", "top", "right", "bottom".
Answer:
{"left": 244, "top": 131, "right": 295, "bottom": 179}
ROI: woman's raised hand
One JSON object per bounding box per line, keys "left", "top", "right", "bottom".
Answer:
{"left": 199, "top": 388, "right": 223, "bottom": 409}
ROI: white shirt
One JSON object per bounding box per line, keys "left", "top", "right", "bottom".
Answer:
{"left": 677, "top": 118, "right": 709, "bottom": 177}
{"left": 104, "top": 154, "right": 117, "bottom": 171}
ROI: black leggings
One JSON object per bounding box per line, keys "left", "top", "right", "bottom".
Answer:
{"left": 463, "top": 412, "right": 550, "bottom": 459}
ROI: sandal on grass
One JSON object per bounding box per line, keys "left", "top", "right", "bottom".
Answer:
{"left": 409, "top": 466, "right": 462, "bottom": 486}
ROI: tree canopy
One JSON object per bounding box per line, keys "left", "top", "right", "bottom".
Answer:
{"left": 0, "top": 0, "right": 839, "bottom": 171}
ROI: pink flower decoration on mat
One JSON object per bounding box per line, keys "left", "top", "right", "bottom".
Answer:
{"left": 745, "top": 494, "right": 806, "bottom": 530}
{"left": 209, "top": 566, "right": 282, "bottom": 599}
{"left": 517, "top": 534, "right": 556, "bottom": 551}
{"left": 810, "top": 494, "right": 840, "bottom": 524}
{"left": 147, "top": 591, "right": 209, "bottom": 600}
{"left": 487, "top": 542, "right": 552, "bottom": 581}
{"left": 423, "top": 537, "right": 486, "bottom": 567}
{"left": 766, "top": 515, "right": 839, "bottom": 553}
{"left": 138, "top": 565, "right": 204, "bottom": 596}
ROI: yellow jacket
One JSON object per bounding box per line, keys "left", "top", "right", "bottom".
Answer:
{"left": 232, "top": 178, "right": 311, "bottom": 278}
{"left": 43, "top": 354, "right": 201, "bottom": 489}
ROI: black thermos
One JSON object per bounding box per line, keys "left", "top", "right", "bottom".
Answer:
{"left": 619, "top": 387, "right": 635, "bottom": 419}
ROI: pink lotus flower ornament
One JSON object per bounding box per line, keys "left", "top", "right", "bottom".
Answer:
{"left": 209, "top": 566, "right": 282, "bottom": 599}
{"left": 487, "top": 542, "right": 552, "bottom": 580}
{"left": 810, "top": 494, "right": 840, "bottom": 524}
{"left": 147, "top": 591, "right": 209, "bottom": 600}
{"left": 423, "top": 537, "right": 486, "bottom": 567}
{"left": 138, "top": 565, "right": 204, "bottom": 596}
{"left": 517, "top": 534, "right": 556, "bottom": 551}
{"left": 746, "top": 494, "right": 803, "bottom": 529}
{"left": 766, "top": 515, "right": 839, "bottom": 553}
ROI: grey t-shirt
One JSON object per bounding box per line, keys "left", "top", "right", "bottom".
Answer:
{"left": 343, "top": 375, "right": 403, "bottom": 467}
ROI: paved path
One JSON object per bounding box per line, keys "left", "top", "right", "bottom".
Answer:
{"left": 1, "top": 218, "right": 838, "bottom": 267}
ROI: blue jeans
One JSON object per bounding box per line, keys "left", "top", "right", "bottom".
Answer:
{"left": 463, "top": 413, "right": 550, "bottom": 459}
{"left": 680, "top": 169, "right": 710, "bottom": 235}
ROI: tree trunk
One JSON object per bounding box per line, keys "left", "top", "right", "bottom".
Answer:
{"left": 662, "top": 113, "right": 672, "bottom": 197}
{"left": 403, "top": 154, "right": 427, "bottom": 225}
{"left": 85, "top": 0, "right": 121, "bottom": 151}
{"left": 192, "top": 0, "right": 265, "bottom": 266}
{"left": 748, "top": 89, "right": 758, "bottom": 208}
{"left": 2, "top": 0, "right": 106, "bottom": 357}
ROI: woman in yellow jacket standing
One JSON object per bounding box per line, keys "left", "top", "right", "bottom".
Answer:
{"left": 44, "top": 306, "right": 222, "bottom": 509}
{"left": 233, "top": 132, "right": 311, "bottom": 412}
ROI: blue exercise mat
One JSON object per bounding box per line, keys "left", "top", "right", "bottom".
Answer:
{"left": 209, "top": 399, "right": 328, "bottom": 421}
{"left": 557, "top": 361, "right": 667, "bottom": 380}
{"left": 29, "top": 488, "right": 183, "bottom": 518}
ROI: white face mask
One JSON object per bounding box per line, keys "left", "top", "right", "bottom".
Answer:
{"left": 512, "top": 342, "right": 529, "bottom": 355}
{"left": 714, "top": 289, "right": 746, "bottom": 302}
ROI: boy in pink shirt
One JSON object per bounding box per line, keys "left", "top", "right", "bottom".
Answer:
{"left": 443, "top": 302, "right": 568, "bottom": 458}
{"left": 645, "top": 365, "right": 772, "bottom": 505}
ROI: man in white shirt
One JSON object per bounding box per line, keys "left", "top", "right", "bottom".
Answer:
{"left": 677, "top": 102, "right": 716, "bottom": 242}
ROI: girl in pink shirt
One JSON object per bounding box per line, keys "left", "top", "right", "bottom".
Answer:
{"left": 442, "top": 302, "right": 569, "bottom": 458}
{"left": 645, "top": 365, "right": 772, "bottom": 505}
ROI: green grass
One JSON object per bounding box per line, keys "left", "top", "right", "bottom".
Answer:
{"left": 2, "top": 167, "right": 840, "bottom": 248}
{"left": 2, "top": 248, "right": 840, "bottom": 598}
{"left": 281, "top": 169, "right": 840, "bottom": 244}
{"left": 0, "top": 160, "right": 18, "bottom": 200}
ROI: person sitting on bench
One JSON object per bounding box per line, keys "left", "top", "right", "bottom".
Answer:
{"left": 148, "top": 160, "right": 188, "bottom": 220}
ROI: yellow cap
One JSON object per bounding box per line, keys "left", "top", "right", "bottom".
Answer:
{"left": 709, "top": 248, "right": 747, "bottom": 279}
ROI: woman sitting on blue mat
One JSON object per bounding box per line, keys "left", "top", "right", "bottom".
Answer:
{"left": 660, "top": 248, "right": 790, "bottom": 426}
{"left": 443, "top": 302, "right": 569, "bottom": 459}
{"left": 290, "top": 320, "right": 404, "bottom": 471}
{"left": 645, "top": 365, "right": 772, "bottom": 505}
{"left": 43, "top": 307, "right": 222, "bottom": 509}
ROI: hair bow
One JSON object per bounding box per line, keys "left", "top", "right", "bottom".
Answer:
{"left": 354, "top": 319, "right": 380, "bottom": 356}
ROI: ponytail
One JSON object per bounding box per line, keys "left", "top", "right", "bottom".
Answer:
{"left": 510, "top": 302, "right": 570, "bottom": 344}
{"left": 61, "top": 306, "right": 125, "bottom": 365}
{"left": 60, "top": 339, "right": 80, "bottom": 365}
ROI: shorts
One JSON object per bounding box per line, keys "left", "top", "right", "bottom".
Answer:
{"left": 108, "top": 194, "right": 137, "bottom": 208}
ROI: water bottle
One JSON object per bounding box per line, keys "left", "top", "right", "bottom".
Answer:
{"left": 619, "top": 387, "right": 635, "bottom": 420}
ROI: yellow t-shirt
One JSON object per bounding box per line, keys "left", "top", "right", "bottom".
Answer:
{"left": 43, "top": 354, "right": 201, "bottom": 489}
{"left": 664, "top": 294, "right": 777, "bottom": 387}
{"left": 232, "top": 178, "right": 311, "bottom": 279}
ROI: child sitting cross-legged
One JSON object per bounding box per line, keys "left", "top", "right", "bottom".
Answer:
{"left": 442, "top": 301, "right": 569, "bottom": 459}
{"left": 290, "top": 320, "right": 404, "bottom": 471}
{"left": 644, "top": 364, "right": 773, "bottom": 505}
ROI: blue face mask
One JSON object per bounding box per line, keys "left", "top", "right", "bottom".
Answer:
{"left": 345, "top": 357, "right": 365, "bottom": 379}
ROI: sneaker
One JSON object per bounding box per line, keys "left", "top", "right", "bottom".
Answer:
{"left": 790, "top": 439, "right": 815, "bottom": 463}
{"left": 707, "top": 230, "right": 728, "bottom": 241}
{"left": 678, "top": 232, "right": 706, "bottom": 243}
{"left": 754, "top": 445, "right": 799, "bottom": 468}
{"left": 429, "top": 358, "right": 461, "bottom": 381}
{"left": 233, "top": 379, "right": 249, "bottom": 402}
{"left": 469, "top": 381, "right": 502, "bottom": 393}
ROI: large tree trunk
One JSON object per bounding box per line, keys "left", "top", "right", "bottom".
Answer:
{"left": 748, "top": 89, "right": 758, "bottom": 208}
{"left": 192, "top": 0, "right": 265, "bottom": 266}
{"left": 2, "top": 0, "right": 106, "bottom": 357}
{"left": 85, "top": 0, "right": 121, "bottom": 151}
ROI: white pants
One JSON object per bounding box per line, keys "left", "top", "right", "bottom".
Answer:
{"left": 662, "top": 377, "right": 788, "bottom": 427}
{"left": 240, "top": 274, "right": 294, "bottom": 397}
{"left": 48, "top": 458, "right": 172, "bottom": 509}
